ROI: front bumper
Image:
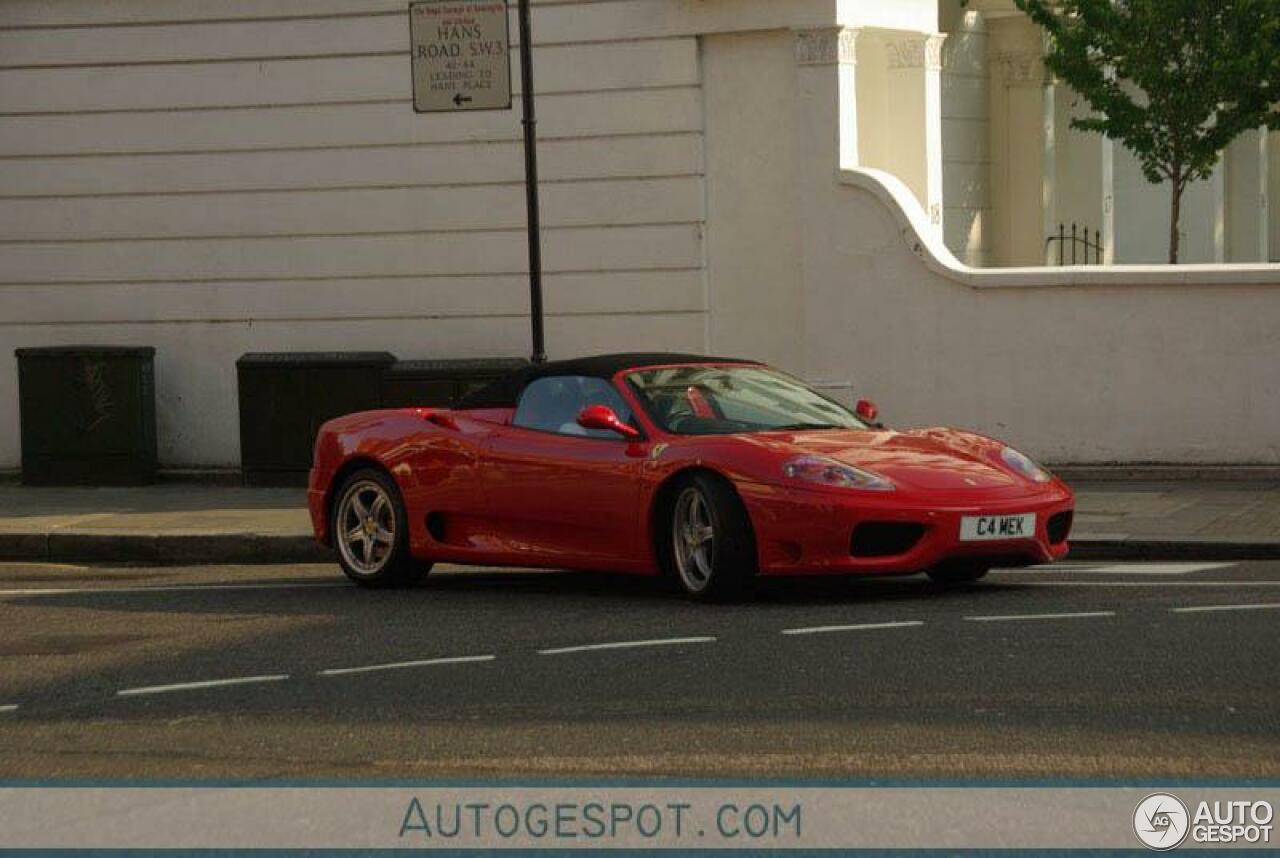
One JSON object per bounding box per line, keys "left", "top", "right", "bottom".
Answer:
{"left": 740, "top": 480, "right": 1074, "bottom": 575}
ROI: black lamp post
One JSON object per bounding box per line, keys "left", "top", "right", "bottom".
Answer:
{"left": 516, "top": 0, "right": 546, "bottom": 364}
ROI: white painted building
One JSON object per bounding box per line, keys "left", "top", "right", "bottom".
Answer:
{"left": 1, "top": 0, "right": 1278, "bottom": 469}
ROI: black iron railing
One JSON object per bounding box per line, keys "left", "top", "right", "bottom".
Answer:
{"left": 1046, "top": 222, "right": 1104, "bottom": 265}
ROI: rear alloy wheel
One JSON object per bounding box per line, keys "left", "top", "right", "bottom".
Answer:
{"left": 927, "top": 563, "right": 990, "bottom": 585}
{"left": 332, "top": 468, "right": 430, "bottom": 587}
{"left": 664, "top": 474, "right": 757, "bottom": 601}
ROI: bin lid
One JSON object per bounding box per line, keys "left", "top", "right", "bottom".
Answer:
{"left": 236, "top": 351, "right": 396, "bottom": 368}
{"left": 387, "top": 357, "right": 529, "bottom": 377}
{"left": 16, "top": 345, "right": 155, "bottom": 358}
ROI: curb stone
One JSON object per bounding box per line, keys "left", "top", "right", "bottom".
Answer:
{"left": 0, "top": 533, "right": 329, "bottom": 566}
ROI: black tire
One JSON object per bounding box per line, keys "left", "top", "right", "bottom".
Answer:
{"left": 657, "top": 472, "right": 758, "bottom": 601}
{"left": 330, "top": 467, "right": 431, "bottom": 588}
{"left": 926, "top": 562, "right": 990, "bottom": 585}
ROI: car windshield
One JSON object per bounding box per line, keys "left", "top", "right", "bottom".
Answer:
{"left": 626, "top": 365, "right": 868, "bottom": 435}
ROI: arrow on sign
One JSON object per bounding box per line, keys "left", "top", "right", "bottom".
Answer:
{"left": 453, "top": 93, "right": 473, "bottom": 107}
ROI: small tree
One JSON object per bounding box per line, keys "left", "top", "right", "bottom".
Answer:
{"left": 1003, "top": 0, "right": 1280, "bottom": 263}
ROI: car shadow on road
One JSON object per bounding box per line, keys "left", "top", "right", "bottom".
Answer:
{"left": 421, "top": 567, "right": 1028, "bottom": 607}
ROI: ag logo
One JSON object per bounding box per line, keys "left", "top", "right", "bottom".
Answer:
{"left": 1134, "top": 793, "right": 1190, "bottom": 850}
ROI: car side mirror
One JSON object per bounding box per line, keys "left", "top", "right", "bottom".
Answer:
{"left": 577, "top": 404, "right": 640, "bottom": 439}
{"left": 855, "top": 399, "right": 881, "bottom": 425}
{"left": 414, "top": 408, "right": 458, "bottom": 430}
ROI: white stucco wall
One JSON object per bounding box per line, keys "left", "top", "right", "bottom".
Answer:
{"left": 816, "top": 170, "right": 1280, "bottom": 463}
{"left": 3, "top": 0, "right": 897, "bottom": 471}
{"left": 2, "top": 0, "right": 1278, "bottom": 470}
{"left": 0, "top": 0, "right": 725, "bottom": 468}
{"left": 694, "top": 18, "right": 1280, "bottom": 464}
{"left": 703, "top": 31, "right": 805, "bottom": 375}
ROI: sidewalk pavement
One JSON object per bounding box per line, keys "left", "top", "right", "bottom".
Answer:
{"left": 1, "top": 479, "right": 1278, "bottom": 565}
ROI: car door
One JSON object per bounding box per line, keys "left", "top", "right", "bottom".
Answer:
{"left": 397, "top": 409, "right": 500, "bottom": 556}
{"left": 480, "top": 375, "right": 647, "bottom": 569}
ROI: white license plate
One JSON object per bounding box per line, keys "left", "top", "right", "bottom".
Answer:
{"left": 959, "top": 513, "right": 1036, "bottom": 541}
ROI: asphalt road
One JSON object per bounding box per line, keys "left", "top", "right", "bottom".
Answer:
{"left": 0, "top": 558, "right": 1277, "bottom": 779}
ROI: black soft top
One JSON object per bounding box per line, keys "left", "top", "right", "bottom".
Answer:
{"left": 457, "top": 352, "right": 756, "bottom": 409}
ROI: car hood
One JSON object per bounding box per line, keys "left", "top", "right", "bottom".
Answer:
{"left": 745, "top": 428, "right": 1028, "bottom": 492}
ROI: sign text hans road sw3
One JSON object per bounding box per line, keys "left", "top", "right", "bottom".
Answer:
{"left": 410, "top": 0, "right": 512, "bottom": 113}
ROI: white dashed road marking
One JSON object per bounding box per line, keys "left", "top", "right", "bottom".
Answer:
{"left": 538, "top": 637, "right": 715, "bottom": 656}
{"left": 1086, "top": 562, "right": 1235, "bottom": 575}
{"left": 1171, "top": 603, "right": 1280, "bottom": 614}
{"left": 2, "top": 558, "right": 1273, "bottom": 715}
{"left": 1017, "top": 581, "right": 1280, "bottom": 588}
{"left": 1023, "top": 563, "right": 1103, "bottom": 568}
{"left": 117, "top": 674, "right": 289, "bottom": 697}
{"left": 782, "top": 621, "right": 924, "bottom": 636}
{"left": 319, "top": 655, "right": 495, "bottom": 676}
{"left": 0, "top": 582, "right": 349, "bottom": 598}
{"left": 965, "top": 611, "right": 1116, "bottom": 623}
{"left": 996, "top": 562, "right": 1236, "bottom": 575}
{"left": 1008, "top": 563, "right": 1109, "bottom": 572}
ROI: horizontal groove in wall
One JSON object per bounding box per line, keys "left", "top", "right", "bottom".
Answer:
{"left": 0, "top": 84, "right": 695, "bottom": 118}
{"left": 0, "top": 10, "right": 404, "bottom": 32}
{"left": 0, "top": 265, "right": 704, "bottom": 289}
{"left": 0, "top": 130, "right": 702, "bottom": 162}
{"left": 0, "top": 173, "right": 704, "bottom": 201}
{"left": 3, "top": 309, "right": 710, "bottom": 327}
{"left": 0, "top": 220, "right": 703, "bottom": 247}
{"left": 0, "top": 0, "right": 626, "bottom": 32}
{"left": 0, "top": 34, "right": 688, "bottom": 71}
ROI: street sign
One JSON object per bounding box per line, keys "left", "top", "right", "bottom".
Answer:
{"left": 408, "top": 0, "right": 543, "bottom": 363}
{"left": 410, "top": 0, "right": 512, "bottom": 113}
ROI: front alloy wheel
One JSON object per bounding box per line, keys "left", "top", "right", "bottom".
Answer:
{"left": 661, "top": 473, "right": 757, "bottom": 601}
{"left": 672, "top": 486, "right": 717, "bottom": 593}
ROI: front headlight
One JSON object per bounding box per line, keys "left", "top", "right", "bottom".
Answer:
{"left": 782, "top": 455, "right": 895, "bottom": 491}
{"left": 1000, "top": 446, "right": 1051, "bottom": 483}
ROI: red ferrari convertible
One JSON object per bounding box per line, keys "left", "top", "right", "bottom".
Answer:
{"left": 308, "top": 353, "right": 1073, "bottom": 598}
